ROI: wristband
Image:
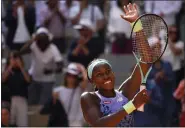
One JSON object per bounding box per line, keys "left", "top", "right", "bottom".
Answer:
{"left": 123, "top": 101, "right": 136, "bottom": 114}
{"left": 130, "top": 19, "right": 143, "bottom": 32}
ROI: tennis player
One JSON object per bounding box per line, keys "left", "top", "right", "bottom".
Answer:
{"left": 80, "top": 3, "right": 151, "bottom": 127}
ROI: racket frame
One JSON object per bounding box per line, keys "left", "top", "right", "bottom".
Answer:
{"left": 130, "top": 13, "right": 169, "bottom": 64}
{"left": 130, "top": 13, "right": 169, "bottom": 111}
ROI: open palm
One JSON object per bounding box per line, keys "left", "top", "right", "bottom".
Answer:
{"left": 120, "top": 3, "right": 139, "bottom": 23}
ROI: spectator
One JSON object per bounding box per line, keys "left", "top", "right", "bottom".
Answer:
{"left": 1, "top": 103, "right": 16, "bottom": 127}
{"left": 107, "top": 0, "right": 132, "bottom": 54}
{"left": 68, "top": 19, "right": 102, "bottom": 68}
{"left": 161, "top": 25, "right": 184, "bottom": 86}
{"left": 134, "top": 75, "right": 163, "bottom": 126}
{"left": 148, "top": 59, "right": 176, "bottom": 126}
{"left": 53, "top": 63, "right": 87, "bottom": 126}
{"left": 144, "top": 1, "right": 182, "bottom": 26}
{"left": 176, "top": 1, "right": 185, "bottom": 43}
{"left": 5, "top": 0, "right": 35, "bottom": 51}
{"left": 2, "top": 51, "right": 31, "bottom": 127}
{"left": 60, "top": 0, "right": 81, "bottom": 39}
{"left": 40, "top": 97, "right": 69, "bottom": 127}
{"left": 174, "top": 79, "right": 185, "bottom": 127}
{"left": 79, "top": 0, "right": 105, "bottom": 54}
{"left": 38, "top": 0, "right": 66, "bottom": 54}
{"left": 20, "top": 27, "right": 63, "bottom": 105}
{"left": 34, "top": 1, "right": 47, "bottom": 28}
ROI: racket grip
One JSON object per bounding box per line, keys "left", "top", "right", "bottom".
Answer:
{"left": 137, "top": 85, "right": 146, "bottom": 112}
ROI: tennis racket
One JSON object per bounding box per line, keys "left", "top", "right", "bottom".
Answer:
{"left": 130, "top": 14, "right": 168, "bottom": 111}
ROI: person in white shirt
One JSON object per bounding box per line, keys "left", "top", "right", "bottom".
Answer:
{"left": 144, "top": 1, "right": 182, "bottom": 26}
{"left": 79, "top": 0, "right": 104, "bottom": 34}
{"left": 78, "top": 0, "right": 105, "bottom": 53}
{"left": 38, "top": 0, "right": 66, "bottom": 53}
{"left": 20, "top": 27, "right": 63, "bottom": 105}
{"left": 53, "top": 63, "right": 87, "bottom": 126}
{"left": 5, "top": 0, "right": 35, "bottom": 51}
{"left": 107, "top": 0, "right": 132, "bottom": 54}
{"left": 161, "top": 25, "right": 184, "bottom": 86}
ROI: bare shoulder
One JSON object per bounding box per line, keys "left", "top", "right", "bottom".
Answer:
{"left": 81, "top": 91, "right": 100, "bottom": 105}
{"left": 81, "top": 91, "right": 102, "bottom": 125}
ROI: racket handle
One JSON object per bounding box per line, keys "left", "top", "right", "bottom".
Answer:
{"left": 137, "top": 85, "right": 146, "bottom": 112}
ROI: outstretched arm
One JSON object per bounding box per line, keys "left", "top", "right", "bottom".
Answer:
{"left": 118, "top": 3, "right": 152, "bottom": 100}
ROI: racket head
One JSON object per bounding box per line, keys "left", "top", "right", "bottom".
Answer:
{"left": 131, "top": 13, "right": 168, "bottom": 64}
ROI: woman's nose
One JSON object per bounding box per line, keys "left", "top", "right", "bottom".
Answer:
{"left": 103, "top": 73, "right": 109, "bottom": 80}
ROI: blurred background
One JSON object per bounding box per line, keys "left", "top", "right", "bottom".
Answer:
{"left": 1, "top": 0, "right": 185, "bottom": 127}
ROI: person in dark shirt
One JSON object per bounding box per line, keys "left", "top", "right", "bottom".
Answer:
{"left": 68, "top": 19, "right": 102, "bottom": 68}
{"left": 2, "top": 51, "right": 31, "bottom": 127}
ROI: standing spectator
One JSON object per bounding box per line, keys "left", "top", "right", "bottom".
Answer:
{"left": 60, "top": 0, "right": 81, "bottom": 51}
{"left": 134, "top": 74, "right": 164, "bottom": 126}
{"left": 144, "top": 1, "right": 182, "bottom": 26}
{"left": 53, "top": 63, "right": 87, "bottom": 126}
{"left": 79, "top": 0, "right": 105, "bottom": 54}
{"left": 34, "top": 0, "right": 47, "bottom": 28}
{"left": 5, "top": 0, "right": 35, "bottom": 51}
{"left": 107, "top": 0, "right": 132, "bottom": 54}
{"left": 38, "top": 0, "right": 66, "bottom": 54}
{"left": 20, "top": 27, "right": 63, "bottom": 105}
{"left": 60, "top": 0, "right": 80, "bottom": 37}
{"left": 161, "top": 25, "right": 184, "bottom": 86}
{"left": 68, "top": 19, "right": 102, "bottom": 68}
{"left": 176, "top": 1, "right": 185, "bottom": 46}
{"left": 2, "top": 51, "right": 31, "bottom": 127}
{"left": 147, "top": 59, "right": 176, "bottom": 126}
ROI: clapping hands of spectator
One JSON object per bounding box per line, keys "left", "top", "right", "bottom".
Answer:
{"left": 78, "top": 36, "right": 89, "bottom": 46}
{"left": 15, "top": 58, "right": 23, "bottom": 70}
{"left": 154, "top": 70, "right": 165, "bottom": 83}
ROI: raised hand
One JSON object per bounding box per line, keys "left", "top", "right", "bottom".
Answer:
{"left": 15, "top": 58, "right": 23, "bottom": 69}
{"left": 120, "top": 3, "right": 139, "bottom": 23}
{"left": 76, "top": 63, "right": 87, "bottom": 80}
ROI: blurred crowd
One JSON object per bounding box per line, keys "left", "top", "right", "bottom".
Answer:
{"left": 1, "top": 0, "right": 185, "bottom": 127}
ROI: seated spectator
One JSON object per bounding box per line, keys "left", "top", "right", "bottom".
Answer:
{"left": 38, "top": 0, "right": 66, "bottom": 53}
{"left": 5, "top": 0, "right": 35, "bottom": 51}
{"left": 68, "top": 19, "right": 102, "bottom": 68}
{"left": 1, "top": 102, "right": 16, "bottom": 127}
{"left": 20, "top": 27, "right": 63, "bottom": 105}
{"left": 2, "top": 51, "right": 31, "bottom": 127}
{"left": 53, "top": 63, "right": 87, "bottom": 126}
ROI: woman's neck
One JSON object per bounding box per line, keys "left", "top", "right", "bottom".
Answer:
{"left": 98, "top": 89, "right": 116, "bottom": 98}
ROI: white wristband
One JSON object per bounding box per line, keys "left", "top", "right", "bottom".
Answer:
{"left": 123, "top": 101, "right": 136, "bottom": 114}
{"left": 130, "top": 19, "right": 143, "bottom": 32}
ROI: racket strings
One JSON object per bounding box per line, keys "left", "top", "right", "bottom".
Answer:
{"left": 132, "top": 15, "right": 168, "bottom": 63}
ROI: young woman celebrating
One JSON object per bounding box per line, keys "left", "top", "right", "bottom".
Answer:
{"left": 80, "top": 3, "right": 151, "bottom": 127}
